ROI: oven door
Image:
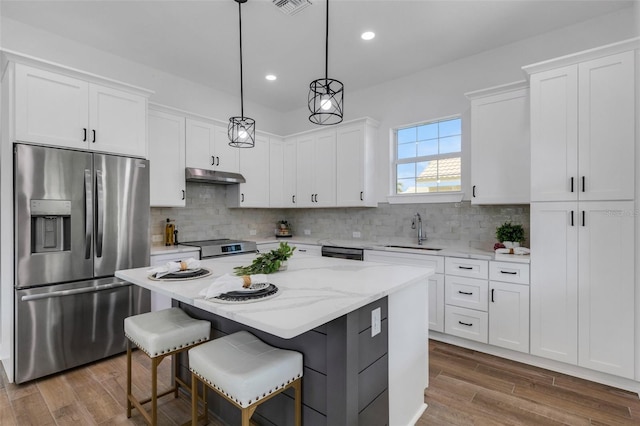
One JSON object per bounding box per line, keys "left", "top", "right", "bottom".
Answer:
{"left": 14, "top": 277, "right": 141, "bottom": 383}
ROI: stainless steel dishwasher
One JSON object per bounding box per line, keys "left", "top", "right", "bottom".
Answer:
{"left": 321, "top": 246, "right": 364, "bottom": 261}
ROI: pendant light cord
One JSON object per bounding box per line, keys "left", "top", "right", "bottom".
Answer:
{"left": 324, "top": 0, "right": 329, "bottom": 80}
{"left": 238, "top": 0, "right": 245, "bottom": 118}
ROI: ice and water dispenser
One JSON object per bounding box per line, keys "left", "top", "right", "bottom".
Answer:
{"left": 30, "top": 199, "right": 71, "bottom": 253}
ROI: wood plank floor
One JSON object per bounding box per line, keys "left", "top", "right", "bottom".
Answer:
{"left": 2, "top": 340, "right": 639, "bottom": 425}
{"left": 421, "top": 340, "right": 640, "bottom": 425}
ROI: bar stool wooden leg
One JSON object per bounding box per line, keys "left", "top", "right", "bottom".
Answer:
{"left": 173, "top": 352, "right": 180, "bottom": 398}
{"left": 151, "top": 357, "right": 159, "bottom": 426}
{"left": 126, "top": 343, "right": 132, "bottom": 418}
{"left": 293, "top": 378, "right": 302, "bottom": 426}
{"left": 191, "top": 373, "right": 198, "bottom": 426}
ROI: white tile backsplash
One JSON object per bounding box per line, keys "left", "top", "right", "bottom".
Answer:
{"left": 151, "top": 183, "right": 529, "bottom": 251}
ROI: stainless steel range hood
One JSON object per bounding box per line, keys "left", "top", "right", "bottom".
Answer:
{"left": 185, "top": 168, "right": 246, "bottom": 184}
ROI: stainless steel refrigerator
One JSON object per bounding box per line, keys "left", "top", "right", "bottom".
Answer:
{"left": 13, "top": 143, "right": 150, "bottom": 383}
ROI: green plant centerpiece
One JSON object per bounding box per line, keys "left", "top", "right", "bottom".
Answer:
{"left": 495, "top": 222, "right": 525, "bottom": 244}
{"left": 234, "top": 242, "right": 296, "bottom": 275}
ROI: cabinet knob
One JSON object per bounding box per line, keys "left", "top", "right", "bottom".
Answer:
{"left": 92, "top": 129, "right": 96, "bottom": 143}
{"left": 360, "top": 191, "right": 364, "bottom": 201}
{"left": 211, "top": 156, "right": 215, "bottom": 166}
{"left": 181, "top": 190, "right": 185, "bottom": 200}
{"left": 570, "top": 177, "right": 574, "bottom": 193}
{"left": 491, "top": 288, "right": 495, "bottom": 303}
{"left": 83, "top": 128, "right": 87, "bottom": 142}
{"left": 292, "top": 195, "right": 296, "bottom": 204}
{"left": 458, "top": 321, "right": 473, "bottom": 327}
{"left": 458, "top": 290, "right": 473, "bottom": 295}
{"left": 241, "top": 193, "right": 245, "bottom": 203}
{"left": 472, "top": 185, "right": 476, "bottom": 197}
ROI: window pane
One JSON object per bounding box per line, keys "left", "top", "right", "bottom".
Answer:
{"left": 397, "top": 142, "right": 416, "bottom": 159}
{"left": 417, "top": 123, "right": 438, "bottom": 141}
{"left": 439, "top": 135, "right": 461, "bottom": 154}
{"left": 397, "top": 163, "right": 415, "bottom": 179}
{"left": 417, "top": 139, "right": 438, "bottom": 156}
{"left": 397, "top": 178, "right": 415, "bottom": 194}
{"left": 439, "top": 118, "right": 461, "bottom": 137}
{"left": 397, "top": 128, "right": 416, "bottom": 144}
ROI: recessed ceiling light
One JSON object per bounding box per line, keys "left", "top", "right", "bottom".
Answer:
{"left": 361, "top": 31, "right": 375, "bottom": 41}
{"left": 265, "top": 74, "right": 277, "bottom": 81}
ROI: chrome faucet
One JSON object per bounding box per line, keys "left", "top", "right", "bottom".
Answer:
{"left": 411, "top": 213, "right": 427, "bottom": 245}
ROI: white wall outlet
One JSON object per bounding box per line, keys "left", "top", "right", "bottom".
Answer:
{"left": 352, "top": 231, "right": 361, "bottom": 238}
{"left": 371, "top": 307, "right": 381, "bottom": 337}
{"left": 151, "top": 234, "right": 163, "bottom": 243}
{"left": 249, "top": 229, "right": 257, "bottom": 236}
{"left": 304, "top": 229, "right": 311, "bottom": 235}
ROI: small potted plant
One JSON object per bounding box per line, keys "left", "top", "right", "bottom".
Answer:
{"left": 234, "top": 242, "right": 296, "bottom": 275}
{"left": 495, "top": 222, "right": 525, "bottom": 248}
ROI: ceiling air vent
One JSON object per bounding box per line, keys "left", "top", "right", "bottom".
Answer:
{"left": 273, "top": 0, "right": 312, "bottom": 16}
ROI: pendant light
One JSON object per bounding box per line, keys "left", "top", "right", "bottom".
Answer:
{"left": 228, "top": 0, "right": 255, "bottom": 148}
{"left": 308, "top": 0, "right": 343, "bottom": 125}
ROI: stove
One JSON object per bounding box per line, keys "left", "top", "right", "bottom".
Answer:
{"left": 180, "top": 239, "right": 257, "bottom": 259}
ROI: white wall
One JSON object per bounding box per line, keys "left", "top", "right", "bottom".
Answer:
{"left": 282, "top": 6, "right": 640, "bottom": 202}
{"left": 0, "top": 18, "right": 285, "bottom": 135}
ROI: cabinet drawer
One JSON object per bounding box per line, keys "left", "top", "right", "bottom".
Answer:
{"left": 445, "top": 276, "right": 488, "bottom": 311}
{"left": 445, "top": 257, "right": 488, "bottom": 279}
{"left": 490, "top": 261, "right": 530, "bottom": 284}
{"left": 445, "top": 305, "right": 488, "bottom": 343}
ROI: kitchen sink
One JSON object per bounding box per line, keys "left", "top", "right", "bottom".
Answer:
{"left": 384, "top": 245, "right": 443, "bottom": 251}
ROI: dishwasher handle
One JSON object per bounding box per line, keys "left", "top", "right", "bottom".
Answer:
{"left": 20, "top": 281, "right": 131, "bottom": 302}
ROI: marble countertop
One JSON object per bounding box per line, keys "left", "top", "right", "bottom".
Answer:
{"left": 116, "top": 253, "right": 434, "bottom": 339}
{"left": 253, "top": 237, "right": 530, "bottom": 264}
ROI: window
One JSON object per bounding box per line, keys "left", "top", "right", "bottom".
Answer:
{"left": 394, "top": 117, "right": 462, "bottom": 195}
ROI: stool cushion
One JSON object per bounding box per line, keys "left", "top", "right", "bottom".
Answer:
{"left": 189, "top": 331, "right": 303, "bottom": 408}
{"left": 124, "top": 307, "right": 210, "bottom": 357}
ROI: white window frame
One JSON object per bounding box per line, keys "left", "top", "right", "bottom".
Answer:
{"left": 387, "top": 115, "right": 464, "bottom": 204}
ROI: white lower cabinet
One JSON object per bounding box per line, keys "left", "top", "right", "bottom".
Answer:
{"left": 489, "top": 281, "right": 529, "bottom": 353}
{"left": 364, "top": 250, "right": 444, "bottom": 332}
{"left": 530, "top": 200, "right": 635, "bottom": 378}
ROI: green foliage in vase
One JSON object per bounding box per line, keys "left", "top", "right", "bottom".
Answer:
{"left": 495, "top": 222, "right": 525, "bottom": 243}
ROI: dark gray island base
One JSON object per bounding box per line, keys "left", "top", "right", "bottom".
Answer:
{"left": 176, "top": 296, "right": 389, "bottom": 426}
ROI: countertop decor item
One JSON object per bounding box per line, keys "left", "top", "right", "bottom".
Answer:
{"left": 308, "top": 0, "right": 344, "bottom": 125}
{"left": 228, "top": 0, "right": 255, "bottom": 147}
{"left": 495, "top": 222, "right": 525, "bottom": 248}
{"left": 276, "top": 220, "right": 292, "bottom": 237}
{"left": 233, "top": 242, "right": 296, "bottom": 275}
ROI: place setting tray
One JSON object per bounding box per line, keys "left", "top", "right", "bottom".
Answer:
{"left": 148, "top": 267, "right": 213, "bottom": 281}
{"left": 209, "top": 282, "right": 280, "bottom": 304}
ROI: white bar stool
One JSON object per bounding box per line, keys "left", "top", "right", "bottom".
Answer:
{"left": 188, "top": 330, "right": 303, "bottom": 426}
{"left": 124, "top": 307, "right": 211, "bottom": 425}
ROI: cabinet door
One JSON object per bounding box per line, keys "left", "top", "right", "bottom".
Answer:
{"left": 428, "top": 273, "right": 445, "bottom": 333}
{"left": 268, "top": 137, "right": 286, "bottom": 207}
{"left": 578, "top": 201, "right": 635, "bottom": 378}
{"left": 530, "top": 202, "right": 578, "bottom": 364}
{"left": 530, "top": 65, "right": 578, "bottom": 202}
{"left": 578, "top": 51, "right": 635, "bottom": 201}
{"left": 148, "top": 110, "right": 186, "bottom": 207}
{"left": 89, "top": 84, "right": 147, "bottom": 157}
{"left": 185, "top": 118, "right": 215, "bottom": 170}
{"left": 337, "top": 124, "right": 365, "bottom": 206}
{"left": 296, "top": 134, "right": 315, "bottom": 207}
{"left": 213, "top": 125, "right": 240, "bottom": 173}
{"left": 489, "top": 281, "right": 529, "bottom": 353}
{"left": 14, "top": 64, "right": 89, "bottom": 149}
{"left": 283, "top": 139, "right": 297, "bottom": 207}
{"left": 237, "top": 134, "right": 269, "bottom": 207}
{"left": 313, "top": 130, "right": 337, "bottom": 207}
{"left": 470, "top": 87, "right": 530, "bottom": 204}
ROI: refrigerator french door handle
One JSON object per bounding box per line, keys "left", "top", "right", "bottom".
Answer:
{"left": 20, "top": 281, "right": 131, "bottom": 301}
{"left": 96, "top": 169, "right": 105, "bottom": 258}
{"left": 84, "top": 169, "right": 93, "bottom": 259}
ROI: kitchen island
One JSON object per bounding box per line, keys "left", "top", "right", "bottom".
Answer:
{"left": 116, "top": 253, "right": 434, "bottom": 426}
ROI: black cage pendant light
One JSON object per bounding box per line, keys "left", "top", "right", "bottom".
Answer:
{"left": 308, "top": 0, "right": 344, "bottom": 125}
{"left": 228, "top": 0, "right": 255, "bottom": 148}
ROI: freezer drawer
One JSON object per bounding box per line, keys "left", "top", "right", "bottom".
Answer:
{"left": 14, "top": 278, "right": 147, "bottom": 383}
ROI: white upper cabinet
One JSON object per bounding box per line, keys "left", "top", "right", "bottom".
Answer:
{"left": 296, "top": 129, "right": 336, "bottom": 208}
{"left": 229, "top": 133, "right": 270, "bottom": 207}
{"left": 13, "top": 63, "right": 148, "bottom": 157}
{"left": 148, "top": 108, "right": 186, "bottom": 207}
{"left": 269, "top": 137, "right": 297, "bottom": 208}
{"left": 528, "top": 50, "right": 635, "bottom": 202}
{"left": 185, "top": 118, "right": 239, "bottom": 174}
{"left": 467, "top": 81, "right": 530, "bottom": 204}
{"left": 336, "top": 119, "right": 378, "bottom": 207}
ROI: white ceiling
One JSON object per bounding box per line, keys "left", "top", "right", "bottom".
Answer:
{"left": 1, "top": 0, "right": 636, "bottom": 113}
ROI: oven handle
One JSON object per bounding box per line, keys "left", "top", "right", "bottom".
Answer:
{"left": 20, "top": 282, "right": 130, "bottom": 301}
